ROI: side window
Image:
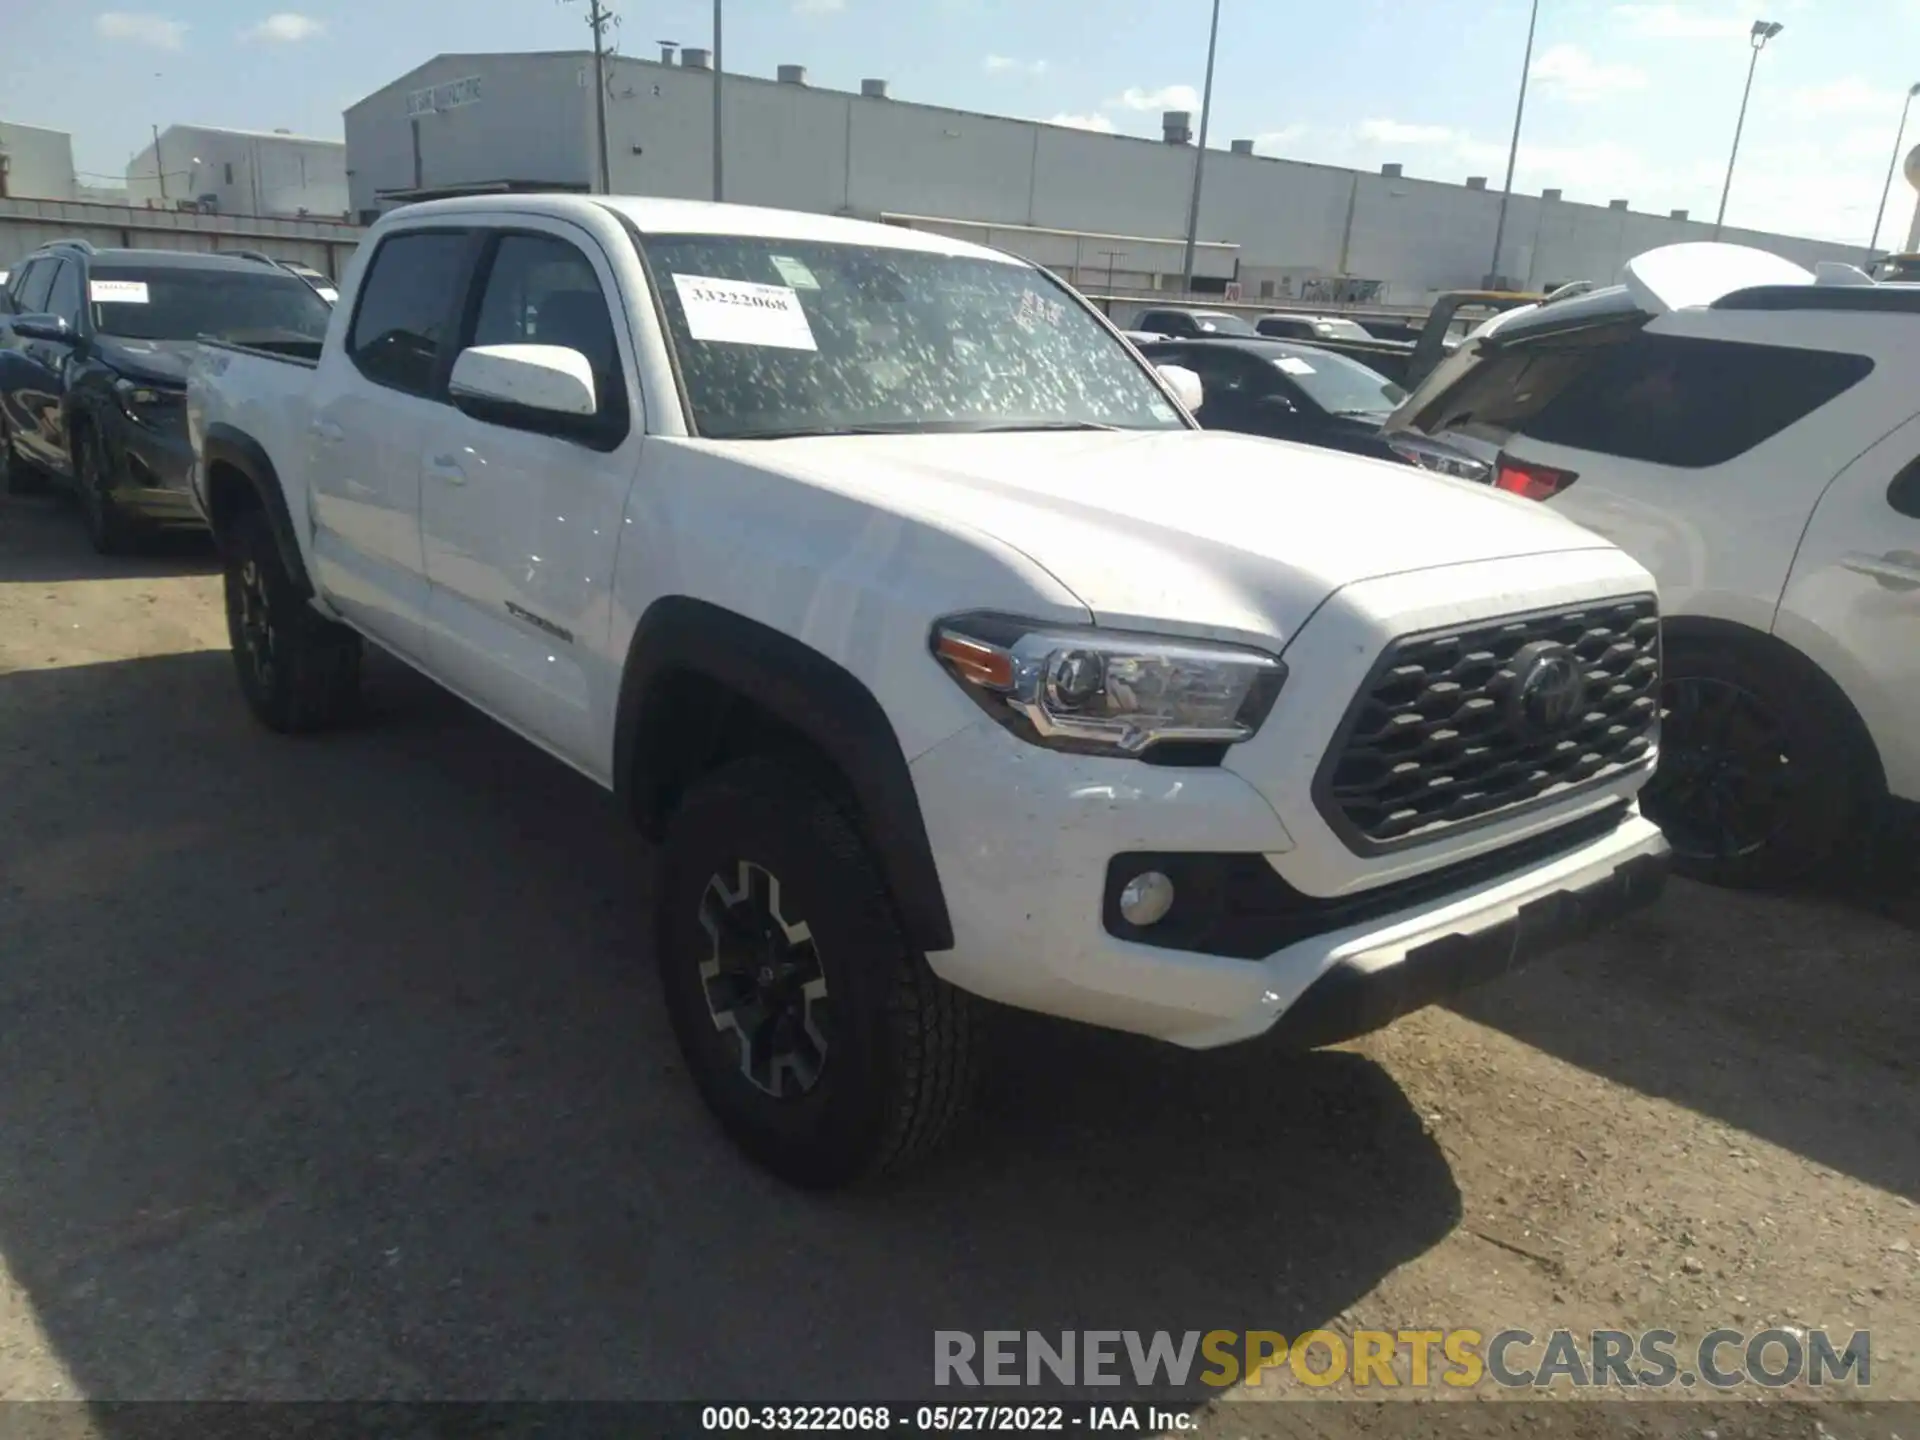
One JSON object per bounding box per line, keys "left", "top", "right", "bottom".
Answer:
{"left": 1889, "top": 457, "right": 1920, "bottom": 520}
{"left": 466, "top": 232, "right": 627, "bottom": 433}
{"left": 1521, "top": 333, "right": 1875, "bottom": 469}
{"left": 13, "top": 259, "right": 54, "bottom": 315}
{"left": 44, "top": 261, "right": 83, "bottom": 327}
{"left": 347, "top": 229, "right": 471, "bottom": 398}
{"left": 1182, "top": 348, "right": 1260, "bottom": 397}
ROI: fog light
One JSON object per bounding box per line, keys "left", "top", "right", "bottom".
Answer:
{"left": 1118, "top": 870, "right": 1175, "bottom": 927}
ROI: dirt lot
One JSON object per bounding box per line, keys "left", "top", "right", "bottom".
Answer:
{"left": 0, "top": 489, "right": 1915, "bottom": 1433}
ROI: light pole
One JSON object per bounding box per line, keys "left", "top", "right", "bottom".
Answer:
{"left": 712, "top": 0, "right": 725, "bottom": 201}
{"left": 1485, "top": 0, "right": 1541, "bottom": 290}
{"left": 1713, "top": 19, "right": 1783, "bottom": 239}
{"left": 1096, "top": 248, "right": 1127, "bottom": 313}
{"left": 1178, "top": 0, "right": 1223, "bottom": 297}
{"left": 1866, "top": 82, "right": 1920, "bottom": 265}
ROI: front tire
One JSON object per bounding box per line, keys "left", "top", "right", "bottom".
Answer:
{"left": 656, "top": 758, "right": 981, "bottom": 1187}
{"left": 0, "top": 417, "right": 39, "bottom": 495}
{"left": 1642, "top": 634, "right": 1880, "bottom": 888}
{"left": 223, "top": 506, "right": 362, "bottom": 733}
{"left": 75, "top": 428, "right": 137, "bottom": 555}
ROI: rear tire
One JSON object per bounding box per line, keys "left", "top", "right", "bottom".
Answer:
{"left": 223, "top": 506, "right": 362, "bottom": 733}
{"left": 1642, "top": 634, "right": 1880, "bottom": 888}
{"left": 656, "top": 757, "right": 981, "bottom": 1187}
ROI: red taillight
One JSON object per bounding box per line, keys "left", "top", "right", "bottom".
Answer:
{"left": 1493, "top": 453, "right": 1578, "bottom": 501}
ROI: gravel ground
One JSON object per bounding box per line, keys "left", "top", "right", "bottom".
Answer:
{"left": 0, "top": 490, "right": 1914, "bottom": 1436}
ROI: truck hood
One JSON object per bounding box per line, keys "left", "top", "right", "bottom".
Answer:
{"left": 704, "top": 428, "right": 1620, "bottom": 648}
{"left": 93, "top": 336, "right": 195, "bottom": 388}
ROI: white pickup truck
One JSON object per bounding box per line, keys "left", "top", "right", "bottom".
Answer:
{"left": 187, "top": 194, "right": 1671, "bottom": 1187}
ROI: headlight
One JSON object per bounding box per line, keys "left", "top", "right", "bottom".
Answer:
{"left": 931, "top": 613, "right": 1284, "bottom": 758}
{"left": 1386, "top": 435, "right": 1490, "bottom": 483}
{"left": 115, "top": 377, "right": 179, "bottom": 425}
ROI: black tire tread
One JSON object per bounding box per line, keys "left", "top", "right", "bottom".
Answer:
{"left": 226, "top": 505, "right": 361, "bottom": 734}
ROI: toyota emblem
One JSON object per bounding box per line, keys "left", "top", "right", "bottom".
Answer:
{"left": 1509, "top": 642, "right": 1587, "bottom": 736}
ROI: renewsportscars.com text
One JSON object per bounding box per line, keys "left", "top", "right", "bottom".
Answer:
{"left": 934, "top": 1327, "right": 1870, "bottom": 1391}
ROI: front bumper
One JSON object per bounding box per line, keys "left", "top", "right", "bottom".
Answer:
{"left": 910, "top": 719, "right": 1670, "bottom": 1049}
{"left": 106, "top": 410, "right": 200, "bottom": 523}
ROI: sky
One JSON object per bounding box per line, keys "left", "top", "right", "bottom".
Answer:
{"left": 5, "top": 0, "right": 1920, "bottom": 247}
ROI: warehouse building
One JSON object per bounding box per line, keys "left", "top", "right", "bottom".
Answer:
{"left": 127, "top": 124, "right": 349, "bottom": 219}
{"left": 0, "top": 122, "right": 79, "bottom": 202}
{"left": 351, "top": 50, "right": 1862, "bottom": 303}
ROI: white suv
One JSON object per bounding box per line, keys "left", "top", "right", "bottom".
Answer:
{"left": 1388, "top": 242, "right": 1920, "bottom": 887}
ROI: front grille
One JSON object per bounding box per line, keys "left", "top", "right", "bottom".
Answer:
{"left": 1316, "top": 595, "right": 1661, "bottom": 853}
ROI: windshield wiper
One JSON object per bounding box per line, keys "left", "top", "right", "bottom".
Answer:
{"left": 943, "top": 420, "right": 1124, "bottom": 433}
{"left": 725, "top": 424, "right": 921, "bottom": 440}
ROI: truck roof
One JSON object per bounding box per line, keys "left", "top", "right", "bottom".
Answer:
{"left": 383, "top": 193, "right": 1030, "bottom": 266}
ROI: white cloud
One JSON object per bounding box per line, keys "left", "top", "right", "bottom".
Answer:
{"left": 244, "top": 12, "right": 323, "bottom": 42}
{"left": 1611, "top": 3, "right": 1749, "bottom": 39}
{"left": 1530, "top": 44, "right": 1647, "bottom": 102}
{"left": 1112, "top": 84, "right": 1200, "bottom": 113}
{"left": 1788, "top": 78, "right": 1902, "bottom": 119}
{"left": 1357, "top": 118, "right": 1458, "bottom": 146}
{"left": 93, "top": 11, "right": 186, "bottom": 48}
{"left": 984, "top": 54, "right": 1047, "bottom": 77}
{"left": 1048, "top": 112, "right": 1116, "bottom": 133}
{"left": 1254, "top": 125, "right": 1307, "bottom": 152}
{"left": 793, "top": 0, "right": 844, "bottom": 13}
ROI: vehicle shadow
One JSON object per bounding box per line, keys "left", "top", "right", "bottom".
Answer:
{"left": 0, "top": 648, "right": 1461, "bottom": 1402}
{"left": 0, "top": 491, "right": 218, "bottom": 581}
{"left": 1450, "top": 853, "right": 1920, "bottom": 1201}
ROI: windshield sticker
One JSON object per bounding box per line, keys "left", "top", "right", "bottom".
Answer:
{"left": 1277, "top": 356, "right": 1316, "bottom": 375}
{"left": 673, "top": 274, "right": 817, "bottom": 351}
{"left": 1014, "top": 291, "right": 1067, "bottom": 332}
{"left": 89, "top": 280, "right": 150, "bottom": 304}
{"left": 768, "top": 255, "right": 820, "bottom": 290}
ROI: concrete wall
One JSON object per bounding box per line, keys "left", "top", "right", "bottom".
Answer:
{"left": 344, "top": 53, "right": 594, "bottom": 217}
{"left": 343, "top": 51, "right": 1872, "bottom": 300}
{"left": 0, "top": 196, "right": 364, "bottom": 277}
{"left": 127, "top": 126, "right": 347, "bottom": 218}
{"left": 0, "top": 123, "right": 77, "bottom": 202}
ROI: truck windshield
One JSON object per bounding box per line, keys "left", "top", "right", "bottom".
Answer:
{"left": 88, "top": 266, "right": 333, "bottom": 345}
{"left": 639, "top": 235, "right": 1187, "bottom": 439}
{"left": 1273, "top": 349, "right": 1408, "bottom": 415}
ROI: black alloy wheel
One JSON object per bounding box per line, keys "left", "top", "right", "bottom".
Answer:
{"left": 75, "top": 429, "right": 133, "bottom": 554}
{"left": 697, "top": 859, "right": 831, "bottom": 1099}
{"left": 1643, "top": 675, "right": 1794, "bottom": 865}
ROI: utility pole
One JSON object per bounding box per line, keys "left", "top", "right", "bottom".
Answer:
{"left": 1178, "top": 0, "right": 1223, "bottom": 297}
{"left": 712, "top": 0, "right": 725, "bottom": 201}
{"left": 1096, "top": 248, "right": 1127, "bottom": 314}
{"left": 1715, "top": 21, "right": 1783, "bottom": 239}
{"left": 1486, "top": 0, "right": 1539, "bottom": 289}
{"left": 566, "top": 0, "right": 617, "bottom": 194}
{"left": 152, "top": 123, "right": 168, "bottom": 202}
{"left": 1866, "top": 82, "right": 1920, "bottom": 265}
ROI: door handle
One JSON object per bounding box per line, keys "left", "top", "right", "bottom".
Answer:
{"left": 1843, "top": 552, "right": 1920, "bottom": 587}
{"left": 309, "top": 419, "right": 345, "bottom": 444}
{"left": 426, "top": 453, "right": 466, "bottom": 486}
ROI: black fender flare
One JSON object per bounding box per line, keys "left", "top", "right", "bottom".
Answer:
{"left": 615, "top": 596, "right": 954, "bottom": 954}
{"left": 201, "top": 423, "right": 313, "bottom": 593}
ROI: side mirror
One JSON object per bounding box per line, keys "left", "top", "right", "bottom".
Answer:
{"left": 1260, "top": 393, "right": 1300, "bottom": 415}
{"left": 1155, "top": 363, "right": 1204, "bottom": 413}
{"left": 13, "top": 313, "right": 74, "bottom": 344}
{"left": 449, "top": 343, "right": 604, "bottom": 440}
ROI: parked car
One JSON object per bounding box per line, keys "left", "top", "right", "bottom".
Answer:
{"left": 189, "top": 193, "right": 1669, "bottom": 1186}
{"left": 219, "top": 250, "right": 341, "bottom": 304}
{"left": 1255, "top": 312, "right": 1376, "bottom": 343}
{"left": 1120, "top": 329, "right": 1169, "bottom": 345}
{"left": 1129, "top": 305, "right": 1260, "bottom": 338}
{"left": 1135, "top": 335, "right": 1412, "bottom": 461}
{"left": 1386, "top": 240, "right": 1920, "bottom": 887}
{"left": 1, "top": 240, "right": 331, "bottom": 551}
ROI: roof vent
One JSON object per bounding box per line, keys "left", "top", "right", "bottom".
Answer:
{"left": 1229, "top": 138, "right": 1254, "bottom": 155}
{"left": 1609, "top": 198, "right": 1629, "bottom": 210}
{"left": 659, "top": 42, "right": 678, "bottom": 64}
{"left": 1465, "top": 175, "right": 1487, "bottom": 190}
{"left": 861, "top": 78, "right": 889, "bottom": 98}
{"left": 1542, "top": 187, "right": 1563, "bottom": 200}
{"left": 1380, "top": 162, "right": 1403, "bottom": 178}
{"left": 1162, "top": 111, "right": 1192, "bottom": 144}
{"left": 1669, "top": 208, "right": 1689, "bottom": 220}
{"left": 777, "top": 63, "right": 809, "bottom": 85}
{"left": 273, "top": 127, "right": 292, "bottom": 135}
{"left": 682, "top": 47, "right": 712, "bottom": 69}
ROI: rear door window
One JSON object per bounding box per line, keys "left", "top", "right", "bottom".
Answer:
{"left": 12, "top": 260, "right": 54, "bottom": 315}
{"left": 1522, "top": 333, "right": 1874, "bottom": 468}
{"left": 347, "top": 229, "right": 473, "bottom": 398}
{"left": 44, "top": 260, "right": 84, "bottom": 328}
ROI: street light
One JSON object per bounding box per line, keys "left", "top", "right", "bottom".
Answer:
{"left": 1486, "top": 0, "right": 1542, "bottom": 290}
{"left": 1713, "top": 19, "right": 1783, "bottom": 239}
{"left": 1866, "top": 81, "right": 1920, "bottom": 265}
{"left": 1177, "top": 0, "right": 1223, "bottom": 297}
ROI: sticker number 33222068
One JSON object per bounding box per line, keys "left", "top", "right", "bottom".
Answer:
{"left": 672, "top": 274, "right": 817, "bottom": 352}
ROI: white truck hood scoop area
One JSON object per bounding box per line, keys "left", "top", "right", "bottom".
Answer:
{"left": 716, "top": 429, "right": 1620, "bottom": 647}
